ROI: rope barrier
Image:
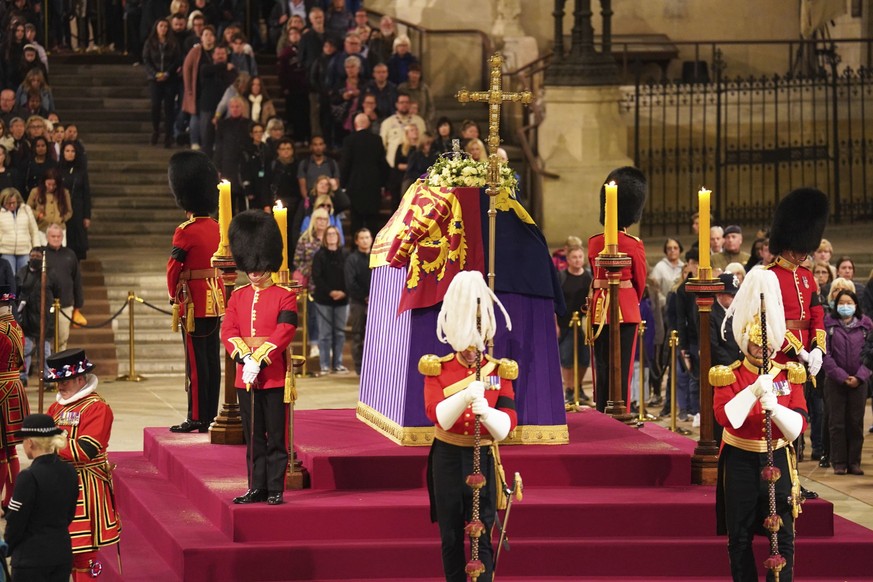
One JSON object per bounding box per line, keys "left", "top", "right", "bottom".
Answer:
{"left": 58, "top": 302, "right": 128, "bottom": 328}
{"left": 137, "top": 298, "right": 174, "bottom": 316}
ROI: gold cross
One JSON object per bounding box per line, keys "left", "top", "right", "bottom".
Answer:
{"left": 456, "top": 53, "right": 532, "bottom": 195}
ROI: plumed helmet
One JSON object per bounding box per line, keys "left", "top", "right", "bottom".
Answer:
{"left": 599, "top": 166, "right": 647, "bottom": 229}
{"left": 436, "top": 271, "right": 511, "bottom": 353}
{"left": 725, "top": 268, "right": 786, "bottom": 357}
{"left": 229, "top": 210, "right": 283, "bottom": 274}
{"left": 168, "top": 150, "right": 219, "bottom": 215}
{"left": 768, "top": 188, "right": 829, "bottom": 256}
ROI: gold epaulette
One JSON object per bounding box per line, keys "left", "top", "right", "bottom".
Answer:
{"left": 709, "top": 364, "right": 737, "bottom": 387}
{"left": 177, "top": 217, "right": 196, "bottom": 229}
{"left": 487, "top": 355, "right": 519, "bottom": 380}
{"left": 785, "top": 361, "right": 807, "bottom": 384}
{"left": 232, "top": 283, "right": 252, "bottom": 294}
{"left": 418, "top": 353, "right": 453, "bottom": 376}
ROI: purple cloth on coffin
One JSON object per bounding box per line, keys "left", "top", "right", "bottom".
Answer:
{"left": 360, "top": 264, "right": 566, "bottom": 428}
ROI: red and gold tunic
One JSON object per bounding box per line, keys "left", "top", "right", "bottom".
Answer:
{"left": 423, "top": 354, "right": 518, "bottom": 442}
{"left": 221, "top": 282, "right": 298, "bottom": 389}
{"left": 712, "top": 358, "right": 809, "bottom": 451}
{"left": 0, "top": 312, "right": 27, "bottom": 447}
{"left": 587, "top": 231, "right": 647, "bottom": 325}
{"left": 167, "top": 216, "right": 225, "bottom": 320}
{"left": 48, "top": 385, "right": 121, "bottom": 554}
{"left": 765, "top": 256, "right": 826, "bottom": 364}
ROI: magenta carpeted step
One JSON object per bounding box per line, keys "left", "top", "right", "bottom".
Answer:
{"left": 97, "top": 512, "right": 180, "bottom": 582}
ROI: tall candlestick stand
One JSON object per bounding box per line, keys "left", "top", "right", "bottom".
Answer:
{"left": 209, "top": 252, "right": 243, "bottom": 445}
{"left": 566, "top": 311, "right": 583, "bottom": 412}
{"left": 595, "top": 248, "right": 635, "bottom": 424}
{"left": 686, "top": 268, "right": 724, "bottom": 484}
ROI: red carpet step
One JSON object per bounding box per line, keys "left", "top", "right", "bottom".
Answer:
{"left": 98, "top": 409, "right": 873, "bottom": 581}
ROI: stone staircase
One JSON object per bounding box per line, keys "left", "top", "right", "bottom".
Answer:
{"left": 52, "top": 59, "right": 184, "bottom": 376}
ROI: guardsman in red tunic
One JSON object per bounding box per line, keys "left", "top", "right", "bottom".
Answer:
{"left": 587, "top": 166, "right": 648, "bottom": 412}
{"left": 46, "top": 348, "right": 121, "bottom": 582}
{"left": 420, "top": 271, "right": 518, "bottom": 582}
{"left": 167, "top": 150, "right": 226, "bottom": 433}
{"left": 765, "top": 188, "right": 829, "bottom": 376}
{"left": 221, "top": 210, "right": 298, "bottom": 506}
{"left": 712, "top": 269, "right": 807, "bottom": 582}
{"left": 0, "top": 286, "right": 28, "bottom": 512}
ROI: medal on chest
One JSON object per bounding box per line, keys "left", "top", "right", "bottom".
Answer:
{"left": 801, "top": 275, "right": 809, "bottom": 290}
{"left": 774, "top": 379, "right": 791, "bottom": 397}
{"left": 58, "top": 410, "right": 80, "bottom": 426}
{"left": 487, "top": 375, "right": 500, "bottom": 390}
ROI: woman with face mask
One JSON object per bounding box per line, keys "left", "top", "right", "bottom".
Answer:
{"left": 821, "top": 290, "right": 873, "bottom": 475}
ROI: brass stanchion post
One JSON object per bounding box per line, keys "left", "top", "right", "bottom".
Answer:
{"left": 566, "top": 311, "right": 582, "bottom": 412}
{"left": 52, "top": 298, "right": 60, "bottom": 353}
{"left": 299, "top": 289, "right": 309, "bottom": 376}
{"left": 637, "top": 320, "right": 656, "bottom": 423}
{"left": 669, "top": 329, "right": 691, "bottom": 435}
{"left": 686, "top": 268, "right": 723, "bottom": 484}
{"left": 117, "top": 291, "right": 144, "bottom": 381}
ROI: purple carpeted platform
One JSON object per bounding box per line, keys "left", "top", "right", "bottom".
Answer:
{"left": 98, "top": 409, "right": 873, "bottom": 581}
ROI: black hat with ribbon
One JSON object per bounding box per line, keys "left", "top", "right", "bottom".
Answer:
{"left": 45, "top": 348, "right": 94, "bottom": 383}
{"left": 14, "top": 413, "right": 63, "bottom": 438}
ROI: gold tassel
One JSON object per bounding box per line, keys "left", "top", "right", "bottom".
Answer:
{"left": 491, "top": 444, "right": 509, "bottom": 510}
{"left": 171, "top": 303, "right": 180, "bottom": 332}
{"left": 185, "top": 301, "right": 195, "bottom": 333}
{"left": 284, "top": 347, "right": 297, "bottom": 403}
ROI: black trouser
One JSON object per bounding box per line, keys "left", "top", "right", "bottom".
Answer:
{"left": 431, "top": 440, "right": 496, "bottom": 582}
{"left": 348, "top": 299, "right": 367, "bottom": 374}
{"left": 284, "top": 91, "right": 311, "bottom": 143}
{"left": 592, "top": 323, "right": 637, "bottom": 413}
{"left": 149, "top": 80, "right": 175, "bottom": 136}
{"left": 13, "top": 562, "right": 73, "bottom": 581}
{"left": 182, "top": 317, "right": 221, "bottom": 424}
{"left": 824, "top": 377, "right": 866, "bottom": 467}
{"left": 723, "top": 445, "right": 795, "bottom": 582}
{"left": 350, "top": 209, "right": 384, "bottom": 241}
{"left": 237, "top": 387, "right": 288, "bottom": 493}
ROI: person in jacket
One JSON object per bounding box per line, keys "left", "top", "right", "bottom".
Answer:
{"left": 311, "top": 225, "right": 348, "bottom": 375}
{"left": 143, "top": 17, "right": 182, "bottom": 148}
{"left": 240, "top": 122, "right": 272, "bottom": 210}
{"left": 58, "top": 143, "right": 91, "bottom": 261}
{"left": 344, "top": 227, "right": 371, "bottom": 375}
{"left": 340, "top": 113, "right": 387, "bottom": 236}
{"left": 181, "top": 25, "right": 216, "bottom": 151}
{"left": 822, "top": 289, "right": 872, "bottom": 475}
{"left": 0, "top": 187, "right": 39, "bottom": 273}
{"left": 26, "top": 169, "right": 71, "bottom": 239}
{"left": 212, "top": 96, "right": 251, "bottom": 213}
{"left": 5, "top": 413, "right": 79, "bottom": 582}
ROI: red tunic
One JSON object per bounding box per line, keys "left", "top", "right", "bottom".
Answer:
{"left": 765, "top": 256, "right": 826, "bottom": 364}
{"left": 587, "top": 231, "right": 647, "bottom": 325}
{"left": 48, "top": 389, "right": 121, "bottom": 554}
{"left": 221, "top": 282, "right": 298, "bottom": 389}
{"left": 424, "top": 355, "right": 518, "bottom": 439}
{"left": 713, "top": 359, "right": 808, "bottom": 448}
{"left": 0, "top": 312, "right": 27, "bottom": 446}
{"left": 166, "top": 216, "right": 224, "bottom": 319}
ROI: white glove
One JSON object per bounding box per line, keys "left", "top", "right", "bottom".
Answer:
{"left": 471, "top": 396, "right": 491, "bottom": 419}
{"left": 771, "top": 404, "right": 804, "bottom": 441}
{"left": 479, "top": 407, "right": 511, "bottom": 441}
{"left": 797, "top": 348, "right": 810, "bottom": 363}
{"left": 759, "top": 390, "right": 777, "bottom": 412}
{"left": 466, "top": 381, "right": 485, "bottom": 404}
{"left": 242, "top": 356, "right": 260, "bottom": 385}
{"left": 436, "top": 390, "right": 470, "bottom": 431}
{"left": 807, "top": 348, "right": 823, "bottom": 376}
{"left": 750, "top": 374, "right": 773, "bottom": 398}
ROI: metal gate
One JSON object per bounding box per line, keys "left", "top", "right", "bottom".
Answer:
{"left": 629, "top": 45, "right": 873, "bottom": 236}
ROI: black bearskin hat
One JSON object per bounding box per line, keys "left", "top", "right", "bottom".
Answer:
{"left": 768, "top": 188, "right": 829, "bottom": 256}
{"left": 598, "top": 166, "right": 647, "bottom": 229}
{"left": 168, "top": 150, "right": 219, "bottom": 215}
{"left": 229, "top": 210, "right": 283, "bottom": 273}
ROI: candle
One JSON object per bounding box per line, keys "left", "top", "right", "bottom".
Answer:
{"left": 217, "top": 180, "right": 232, "bottom": 250}
{"left": 604, "top": 181, "right": 618, "bottom": 248}
{"left": 273, "top": 200, "right": 288, "bottom": 272}
{"left": 698, "top": 187, "right": 711, "bottom": 272}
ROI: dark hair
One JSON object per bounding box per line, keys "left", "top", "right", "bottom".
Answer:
{"left": 662, "top": 238, "right": 683, "bottom": 255}
{"left": 685, "top": 248, "right": 699, "bottom": 263}
{"left": 354, "top": 227, "right": 371, "bottom": 241}
{"left": 37, "top": 168, "right": 69, "bottom": 217}
{"left": 833, "top": 289, "right": 862, "bottom": 318}
{"left": 837, "top": 255, "right": 855, "bottom": 274}
{"left": 436, "top": 116, "right": 452, "bottom": 132}
{"left": 276, "top": 137, "right": 294, "bottom": 149}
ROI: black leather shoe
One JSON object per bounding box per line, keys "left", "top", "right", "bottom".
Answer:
{"left": 267, "top": 492, "right": 284, "bottom": 505}
{"left": 800, "top": 486, "right": 819, "bottom": 500}
{"left": 233, "top": 489, "right": 267, "bottom": 504}
{"left": 170, "top": 420, "right": 208, "bottom": 433}
{"left": 819, "top": 456, "right": 830, "bottom": 468}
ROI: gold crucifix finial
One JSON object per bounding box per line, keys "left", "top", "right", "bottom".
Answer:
{"left": 456, "top": 53, "right": 533, "bottom": 196}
